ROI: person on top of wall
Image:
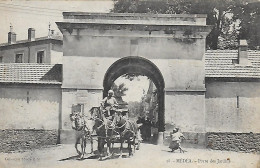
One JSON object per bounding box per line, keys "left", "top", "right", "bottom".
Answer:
{"left": 101, "top": 90, "right": 118, "bottom": 126}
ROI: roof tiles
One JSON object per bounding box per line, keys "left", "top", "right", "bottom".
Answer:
{"left": 0, "top": 50, "right": 259, "bottom": 84}
{"left": 205, "top": 50, "right": 260, "bottom": 78}
{"left": 0, "top": 64, "right": 62, "bottom": 84}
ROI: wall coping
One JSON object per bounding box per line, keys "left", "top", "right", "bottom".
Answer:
{"left": 63, "top": 12, "right": 207, "bottom": 19}
{"left": 165, "top": 89, "right": 206, "bottom": 92}
{"left": 58, "top": 12, "right": 208, "bottom": 28}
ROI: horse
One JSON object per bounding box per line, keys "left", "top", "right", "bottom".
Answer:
{"left": 89, "top": 107, "right": 118, "bottom": 160}
{"left": 69, "top": 111, "right": 94, "bottom": 159}
{"left": 114, "top": 113, "right": 140, "bottom": 157}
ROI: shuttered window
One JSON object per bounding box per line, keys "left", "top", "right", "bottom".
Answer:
{"left": 37, "top": 51, "right": 44, "bottom": 63}
{"left": 15, "top": 53, "right": 23, "bottom": 63}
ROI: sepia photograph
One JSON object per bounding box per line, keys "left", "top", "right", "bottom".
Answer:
{"left": 0, "top": 0, "right": 259, "bottom": 168}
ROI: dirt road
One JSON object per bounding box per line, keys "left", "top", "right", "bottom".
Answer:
{"left": 0, "top": 143, "right": 259, "bottom": 168}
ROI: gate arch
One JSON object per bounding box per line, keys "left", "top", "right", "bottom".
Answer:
{"left": 103, "top": 56, "right": 165, "bottom": 132}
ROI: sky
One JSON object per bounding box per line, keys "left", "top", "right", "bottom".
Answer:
{"left": 0, "top": 1, "right": 114, "bottom": 43}
{"left": 114, "top": 76, "right": 150, "bottom": 102}
{"left": 0, "top": 0, "right": 151, "bottom": 102}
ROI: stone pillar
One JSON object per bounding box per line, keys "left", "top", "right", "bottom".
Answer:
{"left": 157, "top": 132, "right": 164, "bottom": 145}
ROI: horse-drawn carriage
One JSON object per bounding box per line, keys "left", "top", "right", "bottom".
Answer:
{"left": 70, "top": 106, "right": 141, "bottom": 160}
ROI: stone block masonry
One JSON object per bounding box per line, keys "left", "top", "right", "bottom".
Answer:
{"left": 0, "top": 129, "right": 58, "bottom": 152}
{"left": 207, "top": 132, "right": 260, "bottom": 153}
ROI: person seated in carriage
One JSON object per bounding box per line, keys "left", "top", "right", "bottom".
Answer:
{"left": 101, "top": 90, "right": 118, "bottom": 126}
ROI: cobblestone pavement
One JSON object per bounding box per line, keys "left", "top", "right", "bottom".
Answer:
{"left": 0, "top": 143, "right": 259, "bottom": 168}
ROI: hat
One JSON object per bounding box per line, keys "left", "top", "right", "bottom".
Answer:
{"left": 108, "top": 90, "right": 114, "bottom": 95}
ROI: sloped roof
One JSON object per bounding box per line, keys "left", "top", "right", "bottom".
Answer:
{"left": 0, "top": 64, "right": 62, "bottom": 84}
{"left": 205, "top": 50, "right": 260, "bottom": 78}
{"left": 0, "top": 36, "right": 62, "bottom": 47}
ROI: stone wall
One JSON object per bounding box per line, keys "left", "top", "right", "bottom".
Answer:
{"left": 165, "top": 92, "right": 206, "bottom": 133}
{"left": 206, "top": 132, "right": 260, "bottom": 153}
{"left": 206, "top": 81, "right": 260, "bottom": 133}
{"left": 0, "top": 84, "right": 61, "bottom": 130}
{"left": 0, "top": 129, "right": 58, "bottom": 152}
{"left": 60, "top": 89, "right": 102, "bottom": 143}
{"left": 164, "top": 132, "right": 206, "bottom": 147}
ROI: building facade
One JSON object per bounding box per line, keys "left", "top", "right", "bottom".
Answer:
{"left": 0, "top": 27, "right": 63, "bottom": 152}
{"left": 56, "top": 13, "right": 260, "bottom": 150}
{"left": 205, "top": 47, "right": 260, "bottom": 152}
{"left": 56, "top": 12, "right": 212, "bottom": 144}
{"left": 0, "top": 28, "right": 63, "bottom": 64}
{"left": 0, "top": 64, "right": 62, "bottom": 152}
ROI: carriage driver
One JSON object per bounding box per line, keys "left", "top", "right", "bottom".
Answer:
{"left": 101, "top": 90, "right": 118, "bottom": 126}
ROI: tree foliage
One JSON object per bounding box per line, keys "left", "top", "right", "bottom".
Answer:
{"left": 232, "top": 1, "right": 260, "bottom": 49}
{"left": 112, "top": 0, "right": 260, "bottom": 49}
{"left": 111, "top": 83, "right": 128, "bottom": 103}
{"left": 128, "top": 100, "right": 146, "bottom": 118}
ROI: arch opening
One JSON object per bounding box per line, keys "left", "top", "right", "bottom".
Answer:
{"left": 103, "top": 56, "right": 165, "bottom": 132}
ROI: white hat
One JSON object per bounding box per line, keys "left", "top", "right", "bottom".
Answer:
{"left": 108, "top": 90, "right": 114, "bottom": 94}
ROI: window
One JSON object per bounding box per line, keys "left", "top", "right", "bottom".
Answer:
{"left": 71, "top": 104, "right": 84, "bottom": 114}
{"left": 15, "top": 53, "right": 23, "bottom": 63}
{"left": 0, "top": 56, "right": 3, "bottom": 63}
{"left": 37, "top": 51, "right": 44, "bottom": 63}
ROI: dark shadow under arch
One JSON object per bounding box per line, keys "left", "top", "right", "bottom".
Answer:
{"left": 103, "top": 56, "right": 165, "bottom": 132}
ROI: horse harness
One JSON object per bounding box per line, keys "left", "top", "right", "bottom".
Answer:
{"left": 71, "top": 114, "right": 93, "bottom": 140}
{"left": 93, "top": 115, "right": 135, "bottom": 139}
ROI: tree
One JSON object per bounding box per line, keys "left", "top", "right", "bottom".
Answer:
{"left": 218, "top": 17, "right": 239, "bottom": 49}
{"left": 111, "top": 83, "right": 128, "bottom": 105}
{"left": 111, "top": 0, "right": 249, "bottom": 49}
{"left": 232, "top": 1, "right": 260, "bottom": 49}
{"left": 128, "top": 101, "right": 145, "bottom": 118}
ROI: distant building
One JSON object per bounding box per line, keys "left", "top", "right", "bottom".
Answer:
{"left": 0, "top": 26, "right": 63, "bottom": 152}
{"left": 204, "top": 41, "right": 260, "bottom": 152}
{"left": 0, "top": 27, "right": 63, "bottom": 64}
{"left": 205, "top": 40, "right": 260, "bottom": 133}
{"left": 0, "top": 63, "right": 62, "bottom": 152}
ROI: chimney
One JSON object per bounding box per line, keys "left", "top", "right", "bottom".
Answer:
{"left": 28, "top": 28, "right": 35, "bottom": 41}
{"left": 8, "top": 25, "right": 16, "bottom": 44}
{"left": 238, "top": 40, "right": 249, "bottom": 65}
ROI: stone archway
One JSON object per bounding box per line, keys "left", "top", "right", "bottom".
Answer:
{"left": 58, "top": 12, "right": 212, "bottom": 145}
{"left": 103, "top": 56, "right": 165, "bottom": 132}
